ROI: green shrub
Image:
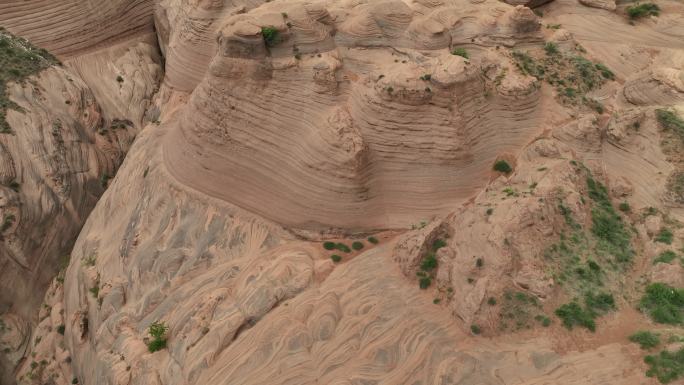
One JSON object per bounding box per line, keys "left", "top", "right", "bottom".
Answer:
{"left": 89, "top": 285, "right": 99, "bottom": 299}
{"left": 555, "top": 302, "right": 596, "bottom": 331}
{"left": 487, "top": 297, "right": 497, "bottom": 305}
{"left": 619, "top": 202, "right": 630, "bottom": 212}
{"left": 512, "top": 51, "right": 543, "bottom": 79}
{"left": 627, "top": 3, "right": 660, "bottom": 19}
{"left": 475, "top": 258, "right": 484, "bottom": 268}
{"left": 352, "top": 241, "right": 364, "bottom": 251}
{"left": 451, "top": 48, "right": 468, "bottom": 59}
{"left": 82, "top": 255, "right": 96, "bottom": 267}
{"left": 367, "top": 236, "right": 379, "bottom": 244}
{"left": 584, "top": 291, "right": 616, "bottom": 312}
{"left": 116, "top": 75, "right": 123, "bottom": 83}
{"left": 335, "top": 243, "right": 351, "bottom": 253}
{"left": 419, "top": 277, "right": 431, "bottom": 289}
{"left": 493, "top": 160, "right": 512, "bottom": 174}
{"left": 629, "top": 331, "right": 660, "bottom": 349}
{"left": 1, "top": 214, "right": 15, "bottom": 232}
{"left": 470, "top": 324, "right": 481, "bottom": 334}
{"left": 639, "top": 283, "right": 684, "bottom": 325}
{"left": 57, "top": 324, "right": 65, "bottom": 335}
{"left": 595, "top": 63, "right": 615, "bottom": 80}
{"left": 644, "top": 347, "right": 683, "bottom": 384}
{"left": 420, "top": 254, "right": 437, "bottom": 271}
{"left": 544, "top": 42, "right": 558, "bottom": 55}
{"left": 432, "top": 239, "right": 447, "bottom": 250}
{"left": 655, "top": 251, "right": 678, "bottom": 264}
{"left": 586, "top": 177, "right": 633, "bottom": 262}
{"left": 323, "top": 241, "right": 336, "bottom": 250}
{"left": 147, "top": 321, "right": 168, "bottom": 353}
{"left": 261, "top": 27, "right": 279, "bottom": 46}
{"left": 72, "top": 378, "right": 78, "bottom": 384}
{"left": 147, "top": 337, "right": 166, "bottom": 353}
{"left": 100, "top": 173, "right": 110, "bottom": 187}
{"left": 486, "top": 208, "right": 493, "bottom": 215}
{"left": 8, "top": 180, "right": 19, "bottom": 191}
{"left": 656, "top": 109, "right": 684, "bottom": 140}
{"left": 330, "top": 254, "right": 342, "bottom": 263}
{"left": 655, "top": 228, "right": 673, "bottom": 244}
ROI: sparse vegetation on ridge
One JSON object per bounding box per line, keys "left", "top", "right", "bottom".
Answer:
{"left": 0, "top": 27, "right": 58, "bottom": 133}
{"left": 498, "top": 290, "right": 549, "bottom": 331}
{"left": 511, "top": 46, "right": 615, "bottom": 110}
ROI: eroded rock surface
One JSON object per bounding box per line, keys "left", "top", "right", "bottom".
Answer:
{"left": 2, "top": 0, "right": 684, "bottom": 384}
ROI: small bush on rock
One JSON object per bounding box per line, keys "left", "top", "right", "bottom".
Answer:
{"left": 147, "top": 321, "right": 168, "bottom": 353}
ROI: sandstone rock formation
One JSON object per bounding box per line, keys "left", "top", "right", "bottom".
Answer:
{"left": 2, "top": 0, "right": 684, "bottom": 384}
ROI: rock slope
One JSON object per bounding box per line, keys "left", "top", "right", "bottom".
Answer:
{"left": 2, "top": 0, "right": 684, "bottom": 385}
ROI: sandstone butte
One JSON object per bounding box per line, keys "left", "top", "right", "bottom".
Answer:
{"left": 0, "top": 0, "right": 683, "bottom": 384}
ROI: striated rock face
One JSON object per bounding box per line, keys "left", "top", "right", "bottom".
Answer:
{"left": 0, "top": 42, "right": 161, "bottom": 317}
{"left": 164, "top": 0, "right": 545, "bottom": 230}
{"left": 0, "top": 8, "right": 162, "bottom": 385}
{"left": 578, "top": 0, "right": 616, "bottom": 11}
{"left": 0, "top": 66, "right": 127, "bottom": 321}
{"left": 0, "top": 0, "right": 155, "bottom": 58}
{"left": 503, "top": 0, "right": 555, "bottom": 8}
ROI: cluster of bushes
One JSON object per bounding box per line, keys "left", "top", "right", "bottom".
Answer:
{"left": 639, "top": 283, "right": 684, "bottom": 325}
{"left": 644, "top": 347, "right": 683, "bottom": 384}
{"left": 586, "top": 176, "right": 633, "bottom": 263}
{"left": 498, "top": 290, "right": 550, "bottom": 330}
{"left": 656, "top": 109, "right": 684, "bottom": 140}
{"left": 629, "top": 330, "right": 660, "bottom": 349}
{"left": 417, "top": 239, "right": 447, "bottom": 289}
{"left": 629, "top": 329, "right": 683, "bottom": 383}
{"left": 323, "top": 237, "right": 380, "bottom": 263}
{"left": 555, "top": 291, "right": 615, "bottom": 332}
{"left": 627, "top": 3, "right": 660, "bottom": 19}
